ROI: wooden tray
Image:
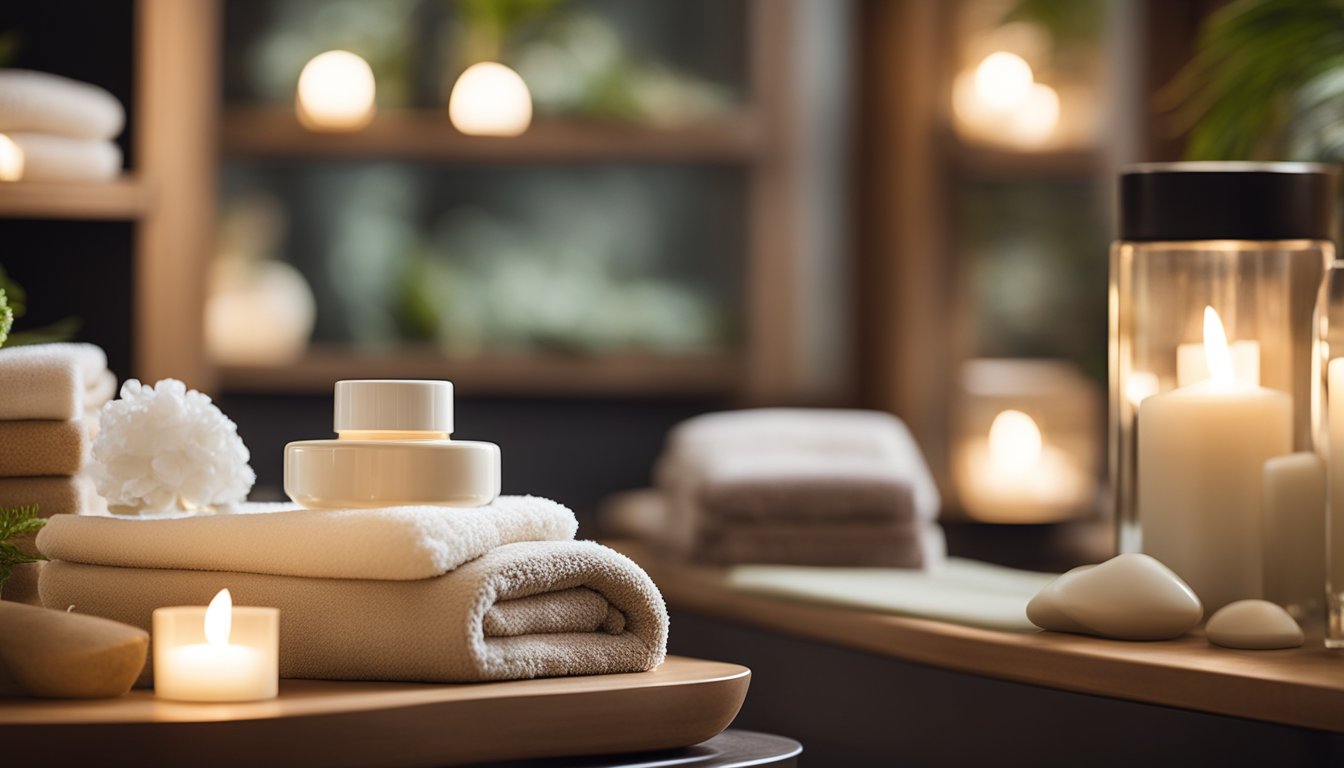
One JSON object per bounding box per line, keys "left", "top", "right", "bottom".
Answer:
{"left": 0, "top": 656, "right": 750, "bottom": 768}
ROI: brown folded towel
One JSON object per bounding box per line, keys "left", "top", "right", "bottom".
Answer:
{"left": 0, "top": 475, "right": 103, "bottom": 518}
{"left": 698, "top": 523, "right": 946, "bottom": 568}
{"left": 0, "top": 421, "right": 87, "bottom": 477}
{"left": 697, "top": 472, "right": 919, "bottom": 525}
{"left": 40, "top": 540, "right": 668, "bottom": 684}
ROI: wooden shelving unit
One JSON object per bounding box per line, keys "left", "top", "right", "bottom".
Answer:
{"left": 219, "top": 346, "right": 743, "bottom": 397}
{"left": 0, "top": 177, "right": 151, "bottom": 221}
{"left": 223, "top": 109, "right": 762, "bottom": 164}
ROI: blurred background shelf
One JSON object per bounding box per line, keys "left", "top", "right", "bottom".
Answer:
{"left": 218, "top": 346, "right": 743, "bottom": 397}
{"left": 222, "top": 109, "right": 763, "bottom": 164}
{"left": 0, "top": 177, "right": 151, "bottom": 220}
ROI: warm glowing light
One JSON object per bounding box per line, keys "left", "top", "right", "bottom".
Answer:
{"left": 988, "top": 410, "right": 1043, "bottom": 474}
{"left": 973, "top": 52, "right": 1034, "bottom": 110}
{"left": 0, "top": 134, "right": 24, "bottom": 181}
{"left": 1126, "top": 372, "right": 1160, "bottom": 408}
{"left": 1203, "top": 306, "right": 1235, "bottom": 384}
{"left": 296, "top": 50, "right": 376, "bottom": 132}
{"left": 1006, "top": 82, "right": 1059, "bottom": 146}
{"left": 204, "top": 588, "right": 232, "bottom": 646}
{"left": 448, "top": 62, "right": 533, "bottom": 137}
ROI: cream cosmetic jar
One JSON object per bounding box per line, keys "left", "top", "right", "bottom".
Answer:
{"left": 284, "top": 380, "right": 500, "bottom": 508}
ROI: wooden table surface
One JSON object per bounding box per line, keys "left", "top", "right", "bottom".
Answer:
{"left": 0, "top": 656, "right": 750, "bottom": 768}
{"left": 611, "top": 541, "right": 1344, "bottom": 733}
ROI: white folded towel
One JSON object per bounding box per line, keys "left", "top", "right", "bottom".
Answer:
{"left": 0, "top": 70, "right": 125, "bottom": 140}
{"left": 3, "top": 133, "right": 121, "bottom": 181}
{"left": 0, "top": 343, "right": 112, "bottom": 420}
{"left": 36, "top": 496, "right": 578, "bottom": 581}
{"left": 657, "top": 408, "right": 941, "bottom": 522}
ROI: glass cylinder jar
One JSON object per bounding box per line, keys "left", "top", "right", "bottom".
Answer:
{"left": 1110, "top": 163, "right": 1335, "bottom": 616}
{"left": 1317, "top": 264, "right": 1344, "bottom": 645}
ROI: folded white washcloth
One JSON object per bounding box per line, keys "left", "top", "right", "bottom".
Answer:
{"left": 0, "top": 70, "right": 125, "bottom": 140}
{"left": 36, "top": 496, "right": 578, "bottom": 581}
{"left": 4, "top": 133, "right": 121, "bottom": 181}
{"left": 0, "top": 343, "right": 111, "bottom": 420}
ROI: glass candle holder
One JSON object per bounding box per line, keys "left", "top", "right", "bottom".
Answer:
{"left": 153, "top": 589, "right": 280, "bottom": 702}
{"left": 1317, "top": 264, "right": 1344, "bottom": 645}
{"left": 953, "top": 358, "right": 1101, "bottom": 523}
{"left": 1110, "top": 163, "right": 1334, "bottom": 615}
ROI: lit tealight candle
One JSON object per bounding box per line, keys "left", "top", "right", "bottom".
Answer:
{"left": 153, "top": 588, "right": 279, "bottom": 702}
{"left": 956, "top": 409, "right": 1091, "bottom": 523}
{"left": 448, "top": 62, "right": 533, "bottom": 137}
{"left": 296, "top": 50, "right": 376, "bottom": 132}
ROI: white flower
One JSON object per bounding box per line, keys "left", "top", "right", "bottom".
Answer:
{"left": 90, "top": 378, "right": 255, "bottom": 514}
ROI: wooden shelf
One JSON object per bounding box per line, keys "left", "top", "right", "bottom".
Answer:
{"left": 221, "top": 109, "right": 762, "bottom": 164}
{"left": 218, "top": 346, "right": 744, "bottom": 397}
{"left": 0, "top": 656, "right": 751, "bottom": 768}
{"left": 0, "top": 177, "right": 152, "bottom": 220}
{"left": 612, "top": 541, "right": 1344, "bottom": 733}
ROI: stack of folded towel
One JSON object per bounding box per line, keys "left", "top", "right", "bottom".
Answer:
{"left": 0, "top": 343, "right": 114, "bottom": 518}
{"left": 0, "top": 70, "right": 125, "bottom": 181}
{"left": 610, "top": 408, "right": 945, "bottom": 568}
{"left": 37, "top": 496, "right": 669, "bottom": 683}
{"left": 0, "top": 343, "right": 114, "bottom": 604}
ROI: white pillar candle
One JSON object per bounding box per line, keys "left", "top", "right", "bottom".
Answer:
{"left": 1262, "top": 452, "right": 1325, "bottom": 619}
{"left": 1138, "top": 308, "right": 1291, "bottom": 613}
{"left": 1176, "top": 339, "right": 1260, "bottom": 387}
{"left": 153, "top": 589, "right": 279, "bottom": 702}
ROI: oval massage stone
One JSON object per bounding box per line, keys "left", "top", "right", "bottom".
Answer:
{"left": 0, "top": 601, "right": 148, "bottom": 698}
{"left": 1027, "top": 553, "right": 1203, "bottom": 641}
{"left": 1206, "top": 599, "right": 1304, "bottom": 650}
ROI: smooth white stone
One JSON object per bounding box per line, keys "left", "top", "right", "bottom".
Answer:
{"left": 1206, "top": 599, "right": 1304, "bottom": 650}
{"left": 1027, "top": 554, "right": 1203, "bottom": 640}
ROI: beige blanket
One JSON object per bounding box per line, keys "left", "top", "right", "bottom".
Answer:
{"left": 40, "top": 540, "right": 668, "bottom": 683}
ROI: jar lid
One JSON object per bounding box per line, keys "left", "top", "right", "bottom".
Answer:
{"left": 334, "top": 380, "right": 453, "bottom": 434}
{"left": 1119, "top": 162, "right": 1335, "bottom": 242}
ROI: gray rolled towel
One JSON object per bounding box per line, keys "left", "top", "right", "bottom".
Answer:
{"left": 39, "top": 540, "right": 668, "bottom": 684}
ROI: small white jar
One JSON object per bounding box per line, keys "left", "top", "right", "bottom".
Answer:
{"left": 284, "top": 380, "right": 500, "bottom": 508}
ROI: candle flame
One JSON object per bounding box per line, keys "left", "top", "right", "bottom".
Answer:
{"left": 296, "top": 50, "right": 376, "bottom": 132}
{"left": 1203, "top": 306, "right": 1235, "bottom": 384}
{"left": 448, "top": 62, "right": 533, "bottom": 137}
{"left": 204, "top": 588, "right": 232, "bottom": 646}
{"left": 988, "top": 409, "right": 1042, "bottom": 474}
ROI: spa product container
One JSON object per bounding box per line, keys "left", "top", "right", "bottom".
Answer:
{"left": 285, "top": 379, "right": 500, "bottom": 508}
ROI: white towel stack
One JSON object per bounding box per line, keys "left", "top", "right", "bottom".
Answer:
{"left": 0, "top": 70, "right": 125, "bottom": 181}
{"left": 612, "top": 408, "right": 947, "bottom": 568}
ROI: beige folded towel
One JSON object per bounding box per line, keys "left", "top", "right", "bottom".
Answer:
{"left": 0, "top": 70, "right": 125, "bottom": 140}
{"left": 0, "top": 343, "right": 111, "bottom": 421}
{"left": 0, "top": 420, "right": 87, "bottom": 477}
{"left": 3, "top": 133, "right": 122, "bottom": 182}
{"left": 41, "top": 541, "right": 669, "bottom": 683}
{"left": 37, "top": 496, "right": 578, "bottom": 580}
{"left": 0, "top": 475, "right": 104, "bottom": 519}
{"left": 700, "top": 523, "right": 947, "bottom": 568}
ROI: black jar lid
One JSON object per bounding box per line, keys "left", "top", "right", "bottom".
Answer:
{"left": 1119, "top": 162, "right": 1335, "bottom": 242}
